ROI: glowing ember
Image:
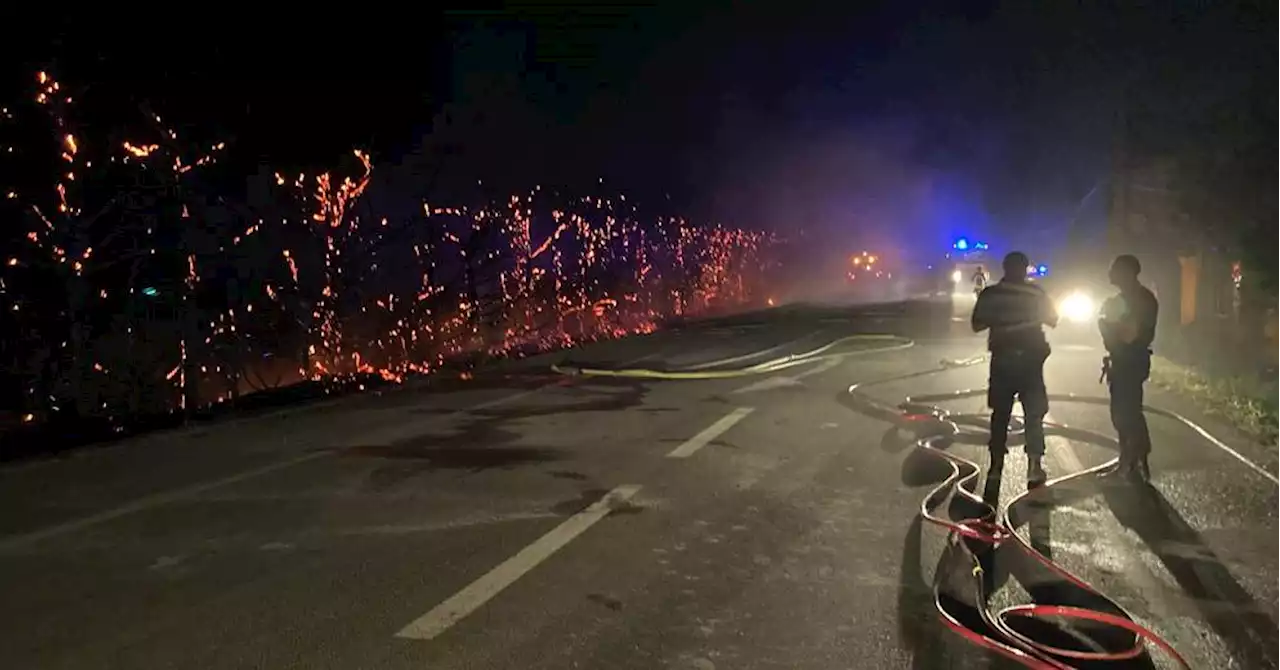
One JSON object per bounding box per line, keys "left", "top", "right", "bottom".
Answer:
{"left": 122, "top": 142, "right": 158, "bottom": 158}
{"left": 1, "top": 70, "right": 782, "bottom": 421}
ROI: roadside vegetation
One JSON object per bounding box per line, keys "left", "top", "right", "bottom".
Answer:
{"left": 1151, "top": 357, "right": 1279, "bottom": 446}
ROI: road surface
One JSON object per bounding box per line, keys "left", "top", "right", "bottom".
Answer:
{"left": 1, "top": 301, "right": 1275, "bottom": 669}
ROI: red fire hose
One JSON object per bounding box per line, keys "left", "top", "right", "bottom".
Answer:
{"left": 850, "top": 358, "right": 1196, "bottom": 669}
{"left": 563, "top": 335, "right": 1259, "bottom": 668}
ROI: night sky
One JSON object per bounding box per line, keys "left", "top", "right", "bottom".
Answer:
{"left": 6, "top": 2, "right": 1273, "bottom": 261}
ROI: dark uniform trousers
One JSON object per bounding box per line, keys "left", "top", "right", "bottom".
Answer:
{"left": 1108, "top": 352, "right": 1152, "bottom": 460}
{"left": 988, "top": 348, "right": 1049, "bottom": 457}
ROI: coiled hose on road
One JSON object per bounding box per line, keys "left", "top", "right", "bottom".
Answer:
{"left": 850, "top": 352, "right": 1277, "bottom": 669}
{"left": 555, "top": 333, "right": 1270, "bottom": 668}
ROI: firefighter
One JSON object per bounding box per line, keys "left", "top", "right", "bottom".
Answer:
{"left": 972, "top": 265, "right": 988, "bottom": 297}
{"left": 1098, "top": 254, "right": 1158, "bottom": 483}
{"left": 971, "top": 252, "right": 1059, "bottom": 487}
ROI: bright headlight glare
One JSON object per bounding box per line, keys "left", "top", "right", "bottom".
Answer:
{"left": 1058, "top": 291, "right": 1096, "bottom": 323}
{"left": 951, "top": 270, "right": 963, "bottom": 284}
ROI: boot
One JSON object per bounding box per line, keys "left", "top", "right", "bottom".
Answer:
{"left": 1100, "top": 444, "right": 1134, "bottom": 479}
{"left": 1126, "top": 456, "right": 1151, "bottom": 484}
{"left": 1100, "top": 457, "right": 1131, "bottom": 478}
{"left": 1027, "top": 457, "right": 1047, "bottom": 489}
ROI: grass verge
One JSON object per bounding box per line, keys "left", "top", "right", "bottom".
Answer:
{"left": 1151, "top": 357, "right": 1278, "bottom": 446}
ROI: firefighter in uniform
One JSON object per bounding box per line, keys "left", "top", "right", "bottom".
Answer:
{"left": 972, "top": 265, "right": 989, "bottom": 297}
{"left": 1098, "top": 254, "right": 1159, "bottom": 483}
{"left": 971, "top": 252, "right": 1059, "bottom": 487}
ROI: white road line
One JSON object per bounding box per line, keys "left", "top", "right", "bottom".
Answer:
{"left": 334, "top": 510, "right": 562, "bottom": 537}
{"left": 1173, "top": 415, "right": 1279, "bottom": 486}
{"left": 466, "top": 384, "right": 555, "bottom": 411}
{"left": 732, "top": 356, "right": 845, "bottom": 394}
{"left": 0, "top": 383, "right": 558, "bottom": 551}
{"left": 666, "top": 407, "right": 755, "bottom": 459}
{"left": 788, "top": 355, "right": 847, "bottom": 381}
{"left": 394, "top": 484, "right": 641, "bottom": 641}
{"left": 0, "top": 451, "right": 329, "bottom": 551}
{"left": 1045, "top": 408, "right": 1279, "bottom": 487}
{"left": 1037, "top": 413, "right": 1197, "bottom": 637}
{"left": 683, "top": 329, "right": 821, "bottom": 370}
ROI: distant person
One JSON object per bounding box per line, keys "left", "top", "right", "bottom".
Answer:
{"left": 972, "top": 265, "right": 988, "bottom": 297}
{"left": 1098, "top": 254, "right": 1158, "bottom": 483}
{"left": 971, "top": 252, "right": 1059, "bottom": 487}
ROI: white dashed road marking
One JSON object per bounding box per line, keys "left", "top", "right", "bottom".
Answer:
{"left": 732, "top": 356, "right": 845, "bottom": 394}
{"left": 0, "top": 385, "right": 557, "bottom": 551}
{"left": 394, "top": 485, "right": 641, "bottom": 641}
{"left": 666, "top": 408, "right": 755, "bottom": 459}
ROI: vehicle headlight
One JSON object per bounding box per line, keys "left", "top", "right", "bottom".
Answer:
{"left": 1057, "top": 291, "right": 1096, "bottom": 323}
{"left": 951, "top": 270, "right": 963, "bottom": 284}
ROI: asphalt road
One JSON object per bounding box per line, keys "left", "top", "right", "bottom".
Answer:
{"left": 0, "top": 300, "right": 1275, "bottom": 670}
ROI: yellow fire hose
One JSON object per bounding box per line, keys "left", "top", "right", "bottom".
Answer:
{"left": 550, "top": 333, "right": 914, "bottom": 380}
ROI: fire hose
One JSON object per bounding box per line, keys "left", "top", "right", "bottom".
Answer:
{"left": 551, "top": 333, "right": 914, "bottom": 379}
{"left": 553, "top": 333, "right": 1272, "bottom": 668}
{"left": 849, "top": 352, "right": 1279, "bottom": 669}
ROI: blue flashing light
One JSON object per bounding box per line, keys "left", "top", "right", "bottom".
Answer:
{"left": 953, "top": 237, "right": 969, "bottom": 251}
{"left": 975, "top": 241, "right": 989, "bottom": 251}
{"left": 142, "top": 286, "right": 158, "bottom": 297}
{"left": 1037, "top": 264, "right": 1048, "bottom": 276}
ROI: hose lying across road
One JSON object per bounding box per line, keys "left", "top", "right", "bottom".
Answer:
{"left": 551, "top": 333, "right": 914, "bottom": 380}
{"left": 850, "top": 355, "right": 1198, "bottom": 669}
{"left": 553, "top": 332, "right": 1270, "bottom": 668}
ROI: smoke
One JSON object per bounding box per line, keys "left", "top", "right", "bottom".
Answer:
{"left": 697, "top": 114, "right": 1006, "bottom": 300}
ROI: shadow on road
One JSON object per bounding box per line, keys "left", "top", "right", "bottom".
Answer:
{"left": 835, "top": 335, "right": 1277, "bottom": 668}
{"left": 339, "top": 432, "right": 564, "bottom": 490}
{"left": 337, "top": 378, "right": 651, "bottom": 488}
{"left": 899, "top": 499, "right": 1020, "bottom": 669}
{"left": 853, "top": 386, "right": 1163, "bottom": 668}
{"left": 999, "top": 478, "right": 1159, "bottom": 669}
{"left": 1104, "top": 483, "right": 1280, "bottom": 669}
{"left": 897, "top": 514, "right": 951, "bottom": 669}
{"left": 892, "top": 424, "right": 1015, "bottom": 669}
{"left": 343, "top": 438, "right": 562, "bottom": 479}
{"left": 838, "top": 390, "right": 989, "bottom": 667}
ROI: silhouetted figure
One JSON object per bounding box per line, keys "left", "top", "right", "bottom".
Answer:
{"left": 971, "top": 265, "right": 988, "bottom": 297}
{"left": 971, "top": 252, "right": 1059, "bottom": 487}
{"left": 1098, "top": 254, "right": 1158, "bottom": 483}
